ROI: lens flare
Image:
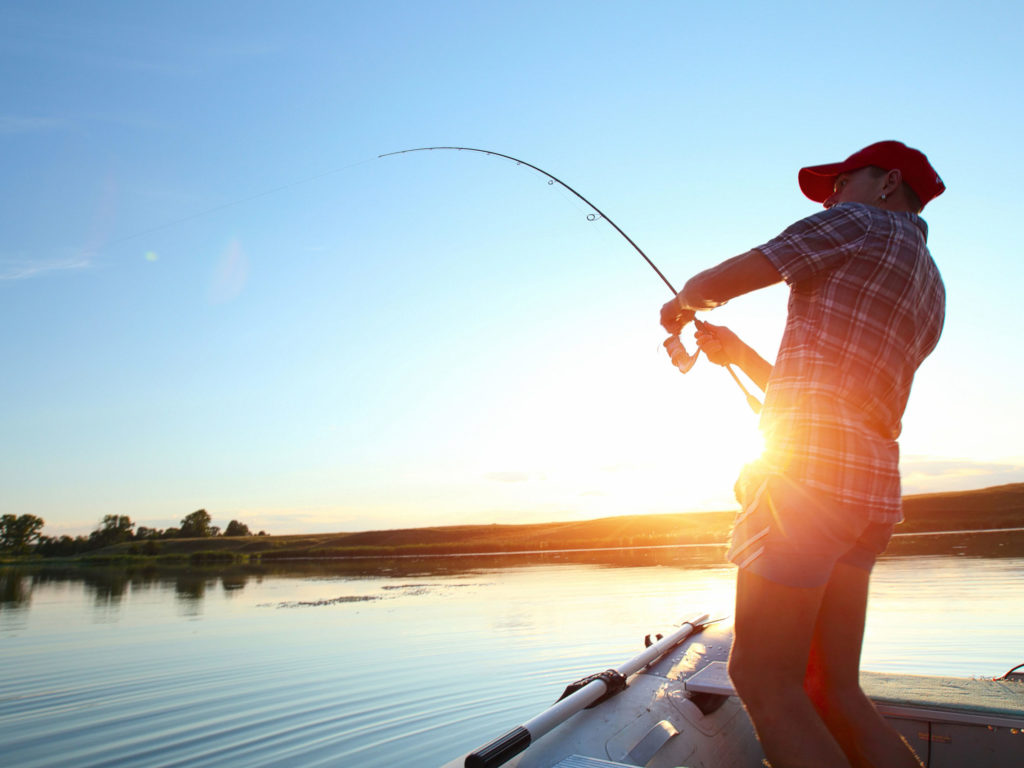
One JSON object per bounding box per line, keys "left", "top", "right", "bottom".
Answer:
{"left": 208, "top": 238, "right": 248, "bottom": 303}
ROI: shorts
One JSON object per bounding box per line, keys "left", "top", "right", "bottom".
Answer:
{"left": 726, "top": 473, "right": 895, "bottom": 588}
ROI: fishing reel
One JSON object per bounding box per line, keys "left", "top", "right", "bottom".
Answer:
{"left": 663, "top": 316, "right": 711, "bottom": 374}
{"left": 663, "top": 334, "right": 699, "bottom": 374}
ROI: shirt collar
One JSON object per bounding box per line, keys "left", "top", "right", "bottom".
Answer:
{"left": 903, "top": 211, "right": 928, "bottom": 241}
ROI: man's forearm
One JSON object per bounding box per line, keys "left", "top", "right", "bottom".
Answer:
{"left": 676, "top": 249, "right": 782, "bottom": 311}
{"left": 734, "top": 342, "right": 773, "bottom": 392}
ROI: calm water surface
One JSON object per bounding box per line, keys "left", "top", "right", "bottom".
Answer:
{"left": 2, "top": 550, "right": 1022, "bottom": 767}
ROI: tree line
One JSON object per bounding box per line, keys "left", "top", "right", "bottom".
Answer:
{"left": 0, "top": 510, "right": 266, "bottom": 558}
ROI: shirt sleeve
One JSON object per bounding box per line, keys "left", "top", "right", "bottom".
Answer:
{"left": 756, "top": 203, "right": 873, "bottom": 286}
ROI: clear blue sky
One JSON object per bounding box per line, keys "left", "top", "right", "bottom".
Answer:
{"left": 3, "top": 1, "right": 1022, "bottom": 536}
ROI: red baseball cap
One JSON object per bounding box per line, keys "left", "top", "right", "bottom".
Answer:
{"left": 798, "top": 140, "right": 945, "bottom": 208}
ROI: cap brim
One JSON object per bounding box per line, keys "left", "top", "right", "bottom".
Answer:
{"left": 798, "top": 161, "right": 847, "bottom": 203}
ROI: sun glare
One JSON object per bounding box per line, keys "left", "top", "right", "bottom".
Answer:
{"left": 444, "top": 358, "right": 767, "bottom": 522}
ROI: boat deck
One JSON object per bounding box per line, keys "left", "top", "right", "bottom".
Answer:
{"left": 686, "top": 660, "right": 1024, "bottom": 728}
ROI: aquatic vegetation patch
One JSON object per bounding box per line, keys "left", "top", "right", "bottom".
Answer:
{"left": 381, "top": 582, "right": 482, "bottom": 590}
{"left": 264, "top": 594, "right": 382, "bottom": 608}
{"left": 260, "top": 582, "right": 485, "bottom": 608}
{"left": 382, "top": 582, "right": 486, "bottom": 597}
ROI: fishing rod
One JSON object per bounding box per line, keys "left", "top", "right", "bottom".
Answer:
{"left": 379, "top": 146, "right": 761, "bottom": 413}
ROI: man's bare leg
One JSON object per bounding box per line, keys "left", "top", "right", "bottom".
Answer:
{"left": 804, "top": 562, "right": 924, "bottom": 768}
{"left": 728, "top": 568, "right": 850, "bottom": 768}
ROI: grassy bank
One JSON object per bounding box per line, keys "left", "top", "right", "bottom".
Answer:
{"left": 8, "top": 482, "right": 1023, "bottom": 564}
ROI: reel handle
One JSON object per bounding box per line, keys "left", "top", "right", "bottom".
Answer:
{"left": 663, "top": 335, "right": 699, "bottom": 374}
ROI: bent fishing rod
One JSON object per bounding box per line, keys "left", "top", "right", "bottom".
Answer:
{"left": 379, "top": 146, "right": 761, "bottom": 414}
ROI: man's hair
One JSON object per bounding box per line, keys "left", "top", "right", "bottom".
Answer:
{"left": 902, "top": 184, "right": 923, "bottom": 214}
{"left": 867, "top": 166, "right": 923, "bottom": 213}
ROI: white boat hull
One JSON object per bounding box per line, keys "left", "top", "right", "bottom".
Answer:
{"left": 443, "top": 617, "right": 1024, "bottom": 768}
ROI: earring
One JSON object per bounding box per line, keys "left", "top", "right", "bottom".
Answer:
{"left": 880, "top": 193, "right": 888, "bottom": 201}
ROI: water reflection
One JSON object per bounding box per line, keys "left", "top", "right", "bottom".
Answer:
{"left": 3, "top": 550, "right": 721, "bottom": 612}
{"left": 887, "top": 528, "right": 1024, "bottom": 558}
{"left": 90, "top": 569, "right": 130, "bottom": 605}
{"left": 222, "top": 573, "right": 248, "bottom": 592}
{"left": 1, "top": 570, "right": 31, "bottom": 609}
{"left": 1, "top": 527, "right": 1021, "bottom": 614}
{"left": 174, "top": 572, "right": 214, "bottom": 601}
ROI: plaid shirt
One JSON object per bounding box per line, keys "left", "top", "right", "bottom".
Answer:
{"left": 752, "top": 202, "right": 945, "bottom": 522}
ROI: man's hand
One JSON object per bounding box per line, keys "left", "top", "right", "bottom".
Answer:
{"left": 660, "top": 296, "right": 696, "bottom": 335}
{"left": 694, "top": 322, "right": 744, "bottom": 367}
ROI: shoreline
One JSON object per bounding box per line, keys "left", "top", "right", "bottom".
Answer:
{"left": 4, "top": 525, "right": 1024, "bottom": 568}
{"left": 4, "top": 483, "right": 1023, "bottom": 566}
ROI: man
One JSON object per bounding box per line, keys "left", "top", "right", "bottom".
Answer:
{"left": 660, "top": 141, "right": 946, "bottom": 768}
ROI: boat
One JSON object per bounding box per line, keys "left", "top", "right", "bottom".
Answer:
{"left": 441, "top": 614, "right": 1024, "bottom": 768}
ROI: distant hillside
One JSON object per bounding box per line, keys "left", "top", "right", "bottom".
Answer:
{"left": 900, "top": 482, "right": 1024, "bottom": 532}
{"left": 80, "top": 482, "right": 1024, "bottom": 561}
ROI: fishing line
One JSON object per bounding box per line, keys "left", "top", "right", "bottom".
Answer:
{"left": 379, "top": 146, "right": 762, "bottom": 414}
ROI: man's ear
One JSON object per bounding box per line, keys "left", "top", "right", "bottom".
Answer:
{"left": 883, "top": 168, "right": 904, "bottom": 196}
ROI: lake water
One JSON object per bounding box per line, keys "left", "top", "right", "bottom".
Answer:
{"left": 2, "top": 548, "right": 1023, "bottom": 767}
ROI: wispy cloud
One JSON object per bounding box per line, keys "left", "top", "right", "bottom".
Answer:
{"left": 2, "top": 17, "right": 285, "bottom": 78}
{"left": 0, "top": 115, "right": 62, "bottom": 135}
{"left": 484, "top": 471, "right": 532, "bottom": 483}
{"left": 901, "top": 455, "right": 1024, "bottom": 495}
{"left": 0, "top": 256, "right": 92, "bottom": 281}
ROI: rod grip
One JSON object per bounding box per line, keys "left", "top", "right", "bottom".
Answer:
{"left": 464, "top": 726, "right": 531, "bottom": 768}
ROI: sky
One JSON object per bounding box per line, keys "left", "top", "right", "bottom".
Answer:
{"left": 2, "top": 1, "right": 1023, "bottom": 537}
